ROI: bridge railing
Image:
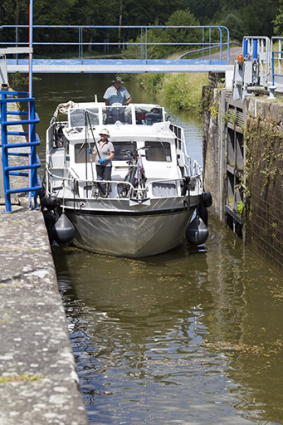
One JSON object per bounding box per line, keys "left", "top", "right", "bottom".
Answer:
{"left": 271, "top": 37, "right": 283, "bottom": 91}
{"left": 243, "top": 36, "right": 271, "bottom": 89}
{"left": 0, "top": 25, "right": 230, "bottom": 63}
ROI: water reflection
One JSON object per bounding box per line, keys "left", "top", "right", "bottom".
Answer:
{"left": 54, "top": 215, "right": 282, "bottom": 425}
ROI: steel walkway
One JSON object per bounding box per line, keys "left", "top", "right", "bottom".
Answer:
{"left": 1, "top": 25, "right": 231, "bottom": 74}
{"left": 5, "top": 58, "right": 233, "bottom": 74}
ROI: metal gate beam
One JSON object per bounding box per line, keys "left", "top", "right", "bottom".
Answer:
{"left": 6, "top": 59, "right": 232, "bottom": 74}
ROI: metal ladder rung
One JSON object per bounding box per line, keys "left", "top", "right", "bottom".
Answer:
{"left": 9, "top": 171, "right": 29, "bottom": 177}
{"left": 1, "top": 96, "right": 34, "bottom": 103}
{"left": 5, "top": 141, "right": 40, "bottom": 149}
{"left": 6, "top": 185, "right": 41, "bottom": 195}
{"left": 6, "top": 163, "right": 41, "bottom": 172}
{"left": 7, "top": 153, "right": 29, "bottom": 157}
{"left": 6, "top": 131, "right": 29, "bottom": 136}
{"left": 2, "top": 118, "right": 40, "bottom": 125}
{"left": 8, "top": 111, "right": 28, "bottom": 116}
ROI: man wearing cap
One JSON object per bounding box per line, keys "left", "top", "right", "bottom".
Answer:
{"left": 92, "top": 128, "right": 114, "bottom": 196}
{"left": 103, "top": 76, "right": 132, "bottom": 106}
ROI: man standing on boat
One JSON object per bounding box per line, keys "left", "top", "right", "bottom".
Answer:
{"left": 92, "top": 128, "right": 114, "bottom": 196}
{"left": 103, "top": 76, "right": 132, "bottom": 106}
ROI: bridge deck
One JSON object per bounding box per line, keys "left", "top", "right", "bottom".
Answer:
{"left": 6, "top": 59, "right": 233, "bottom": 74}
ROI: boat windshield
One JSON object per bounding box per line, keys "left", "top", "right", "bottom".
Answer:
{"left": 102, "top": 105, "right": 132, "bottom": 125}
{"left": 69, "top": 108, "right": 99, "bottom": 127}
{"left": 101, "top": 105, "right": 165, "bottom": 125}
{"left": 135, "top": 106, "right": 163, "bottom": 125}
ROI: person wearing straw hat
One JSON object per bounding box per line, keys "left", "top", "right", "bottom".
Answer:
{"left": 103, "top": 76, "right": 132, "bottom": 106}
{"left": 92, "top": 128, "right": 114, "bottom": 196}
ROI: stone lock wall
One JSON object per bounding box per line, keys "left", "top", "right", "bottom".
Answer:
{"left": 202, "top": 86, "right": 223, "bottom": 220}
{"left": 202, "top": 83, "right": 283, "bottom": 274}
{"left": 244, "top": 98, "right": 283, "bottom": 272}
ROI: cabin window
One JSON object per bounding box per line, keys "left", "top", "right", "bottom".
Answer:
{"left": 75, "top": 142, "right": 95, "bottom": 163}
{"left": 112, "top": 141, "right": 137, "bottom": 161}
{"left": 144, "top": 141, "right": 171, "bottom": 162}
{"left": 69, "top": 108, "right": 99, "bottom": 127}
{"left": 112, "top": 142, "right": 137, "bottom": 161}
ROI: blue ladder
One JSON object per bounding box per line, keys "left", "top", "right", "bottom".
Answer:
{"left": 0, "top": 90, "right": 41, "bottom": 213}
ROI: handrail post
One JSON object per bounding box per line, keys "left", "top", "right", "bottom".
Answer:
{"left": 243, "top": 39, "right": 248, "bottom": 58}
{"left": 202, "top": 28, "right": 204, "bottom": 59}
{"left": 227, "top": 27, "right": 230, "bottom": 61}
{"left": 219, "top": 27, "right": 223, "bottom": 60}
{"left": 28, "top": 0, "right": 33, "bottom": 97}
{"left": 140, "top": 27, "right": 143, "bottom": 60}
{"left": 253, "top": 39, "right": 258, "bottom": 60}
{"left": 145, "top": 27, "right": 148, "bottom": 62}
{"left": 29, "top": 98, "right": 38, "bottom": 209}
{"left": 280, "top": 39, "right": 282, "bottom": 75}
{"left": 79, "top": 27, "right": 83, "bottom": 61}
{"left": 16, "top": 25, "right": 18, "bottom": 65}
{"left": 78, "top": 27, "right": 81, "bottom": 60}
{"left": 272, "top": 52, "right": 275, "bottom": 86}
{"left": 209, "top": 27, "right": 211, "bottom": 58}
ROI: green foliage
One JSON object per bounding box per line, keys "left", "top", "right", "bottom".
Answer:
{"left": 209, "top": 101, "right": 219, "bottom": 119}
{"left": 136, "top": 72, "right": 208, "bottom": 113}
{"left": 124, "top": 9, "right": 200, "bottom": 60}
{"left": 236, "top": 201, "right": 244, "bottom": 215}
{"left": 0, "top": 0, "right": 280, "bottom": 56}
{"left": 274, "top": 0, "right": 283, "bottom": 35}
{"left": 216, "top": 12, "right": 245, "bottom": 41}
{"left": 9, "top": 72, "right": 41, "bottom": 91}
{"left": 223, "top": 110, "right": 237, "bottom": 127}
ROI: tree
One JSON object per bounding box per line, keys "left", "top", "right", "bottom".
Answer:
{"left": 240, "top": 0, "right": 277, "bottom": 37}
{"left": 273, "top": 0, "right": 283, "bottom": 35}
{"left": 187, "top": 0, "right": 221, "bottom": 25}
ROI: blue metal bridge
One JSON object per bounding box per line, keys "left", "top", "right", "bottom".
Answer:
{"left": 0, "top": 25, "right": 232, "bottom": 74}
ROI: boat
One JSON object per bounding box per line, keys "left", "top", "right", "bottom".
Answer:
{"left": 42, "top": 100, "right": 212, "bottom": 258}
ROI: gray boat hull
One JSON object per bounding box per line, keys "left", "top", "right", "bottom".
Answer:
{"left": 63, "top": 197, "right": 197, "bottom": 257}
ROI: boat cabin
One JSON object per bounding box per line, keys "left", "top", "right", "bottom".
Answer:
{"left": 46, "top": 102, "right": 193, "bottom": 200}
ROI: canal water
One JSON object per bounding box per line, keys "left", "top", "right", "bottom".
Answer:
{"left": 33, "top": 74, "right": 283, "bottom": 425}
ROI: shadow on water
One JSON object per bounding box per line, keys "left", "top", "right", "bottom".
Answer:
{"left": 32, "top": 73, "right": 283, "bottom": 424}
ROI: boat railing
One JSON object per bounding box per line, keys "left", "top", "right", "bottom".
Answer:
{"left": 192, "top": 160, "right": 203, "bottom": 189}
{"left": 46, "top": 168, "right": 203, "bottom": 200}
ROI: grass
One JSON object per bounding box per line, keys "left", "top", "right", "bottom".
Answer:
{"left": 0, "top": 374, "right": 44, "bottom": 384}
{"left": 130, "top": 48, "right": 210, "bottom": 113}
{"left": 134, "top": 72, "right": 208, "bottom": 113}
